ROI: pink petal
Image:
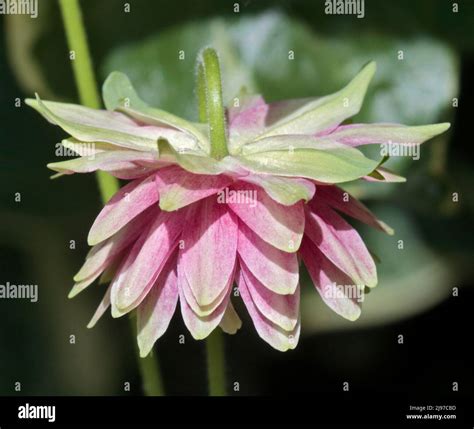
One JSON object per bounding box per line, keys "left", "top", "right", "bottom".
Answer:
{"left": 179, "top": 198, "right": 238, "bottom": 307}
{"left": 137, "top": 254, "right": 179, "bottom": 357}
{"left": 240, "top": 259, "right": 299, "bottom": 331}
{"left": 228, "top": 182, "right": 304, "bottom": 252}
{"left": 111, "top": 209, "right": 184, "bottom": 316}
{"left": 74, "top": 207, "right": 156, "bottom": 284}
{"left": 228, "top": 95, "right": 268, "bottom": 151}
{"left": 237, "top": 221, "right": 298, "bottom": 294}
{"left": 304, "top": 203, "right": 377, "bottom": 288}
{"left": 178, "top": 280, "right": 231, "bottom": 340}
{"left": 228, "top": 94, "right": 267, "bottom": 124}
{"left": 237, "top": 267, "right": 300, "bottom": 352}
{"left": 155, "top": 165, "right": 234, "bottom": 211}
{"left": 316, "top": 186, "right": 393, "bottom": 235}
{"left": 178, "top": 259, "right": 234, "bottom": 317}
{"left": 88, "top": 174, "right": 159, "bottom": 245}
{"left": 300, "top": 238, "right": 362, "bottom": 321}
{"left": 87, "top": 285, "right": 111, "bottom": 328}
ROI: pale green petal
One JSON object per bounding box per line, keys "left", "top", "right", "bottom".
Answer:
{"left": 240, "top": 174, "right": 315, "bottom": 205}
{"left": 365, "top": 167, "right": 406, "bottom": 183}
{"left": 26, "top": 95, "right": 160, "bottom": 151}
{"left": 326, "top": 123, "right": 451, "bottom": 146}
{"left": 156, "top": 139, "right": 244, "bottom": 176}
{"left": 257, "top": 61, "right": 376, "bottom": 138}
{"left": 103, "top": 71, "right": 210, "bottom": 153}
{"left": 47, "top": 150, "right": 159, "bottom": 175}
{"left": 219, "top": 302, "right": 242, "bottom": 334}
{"left": 60, "top": 138, "right": 119, "bottom": 156}
{"left": 239, "top": 135, "right": 379, "bottom": 183}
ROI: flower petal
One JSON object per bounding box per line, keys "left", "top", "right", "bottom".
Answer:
{"left": 178, "top": 282, "right": 230, "bottom": 340}
{"left": 26, "top": 96, "right": 165, "bottom": 151}
{"left": 156, "top": 138, "right": 223, "bottom": 175}
{"left": 239, "top": 136, "right": 379, "bottom": 184}
{"left": 325, "top": 123, "right": 451, "bottom": 147}
{"left": 111, "top": 209, "right": 184, "bottom": 316}
{"left": 305, "top": 203, "right": 377, "bottom": 288}
{"left": 239, "top": 174, "right": 315, "bottom": 206}
{"left": 219, "top": 301, "right": 242, "bottom": 335}
{"left": 237, "top": 267, "right": 300, "bottom": 352}
{"left": 102, "top": 71, "right": 209, "bottom": 153}
{"left": 240, "top": 259, "right": 299, "bottom": 331}
{"left": 137, "top": 254, "right": 179, "bottom": 357}
{"left": 228, "top": 182, "right": 304, "bottom": 252}
{"left": 178, "top": 260, "right": 233, "bottom": 317}
{"left": 155, "top": 165, "right": 234, "bottom": 212}
{"left": 75, "top": 207, "right": 156, "bottom": 283}
{"left": 363, "top": 167, "right": 406, "bottom": 183}
{"left": 228, "top": 94, "right": 268, "bottom": 154}
{"left": 237, "top": 221, "right": 298, "bottom": 294}
{"left": 300, "top": 238, "right": 362, "bottom": 321}
{"left": 47, "top": 150, "right": 162, "bottom": 179}
{"left": 179, "top": 198, "right": 238, "bottom": 307}
{"left": 317, "top": 186, "right": 394, "bottom": 235}
{"left": 87, "top": 285, "right": 112, "bottom": 328}
{"left": 257, "top": 61, "right": 376, "bottom": 138}
{"left": 88, "top": 174, "right": 159, "bottom": 245}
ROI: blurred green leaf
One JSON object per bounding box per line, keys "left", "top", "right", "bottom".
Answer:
{"left": 102, "top": 11, "right": 458, "bottom": 125}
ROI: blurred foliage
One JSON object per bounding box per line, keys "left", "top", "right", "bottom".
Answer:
{"left": 102, "top": 12, "right": 458, "bottom": 125}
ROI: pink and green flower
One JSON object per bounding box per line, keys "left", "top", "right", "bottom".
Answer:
{"left": 27, "top": 48, "right": 449, "bottom": 355}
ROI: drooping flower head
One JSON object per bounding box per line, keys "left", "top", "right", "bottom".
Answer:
{"left": 27, "top": 48, "right": 449, "bottom": 355}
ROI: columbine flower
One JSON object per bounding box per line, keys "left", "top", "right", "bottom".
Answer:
{"left": 27, "top": 50, "right": 449, "bottom": 355}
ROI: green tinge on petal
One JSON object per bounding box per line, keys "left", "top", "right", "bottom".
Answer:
{"left": 47, "top": 150, "right": 158, "bottom": 175}
{"left": 258, "top": 61, "right": 376, "bottom": 138}
{"left": 366, "top": 167, "right": 406, "bottom": 183}
{"left": 328, "top": 122, "right": 451, "bottom": 146}
{"left": 241, "top": 175, "right": 315, "bottom": 206}
{"left": 103, "top": 71, "right": 210, "bottom": 153}
{"left": 239, "top": 136, "right": 379, "bottom": 184}
{"left": 219, "top": 302, "right": 242, "bottom": 334}
{"left": 157, "top": 138, "right": 225, "bottom": 175}
{"left": 26, "top": 95, "right": 158, "bottom": 151}
{"left": 61, "top": 138, "right": 119, "bottom": 156}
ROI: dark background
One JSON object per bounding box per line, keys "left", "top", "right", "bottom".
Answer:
{"left": 0, "top": 1, "right": 473, "bottom": 421}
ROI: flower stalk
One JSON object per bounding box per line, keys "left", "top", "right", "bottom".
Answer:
{"left": 205, "top": 329, "right": 227, "bottom": 396}
{"left": 196, "top": 47, "right": 229, "bottom": 159}
{"left": 58, "top": 0, "right": 164, "bottom": 396}
{"left": 196, "top": 47, "right": 228, "bottom": 396}
{"left": 58, "top": 0, "right": 118, "bottom": 202}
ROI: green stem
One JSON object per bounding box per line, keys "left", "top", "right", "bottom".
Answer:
{"left": 58, "top": 0, "right": 118, "bottom": 201}
{"left": 205, "top": 329, "right": 227, "bottom": 396}
{"left": 196, "top": 48, "right": 228, "bottom": 396}
{"left": 130, "top": 318, "right": 164, "bottom": 396}
{"left": 58, "top": 0, "right": 164, "bottom": 395}
{"left": 196, "top": 47, "right": 229, "bottom": 159}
